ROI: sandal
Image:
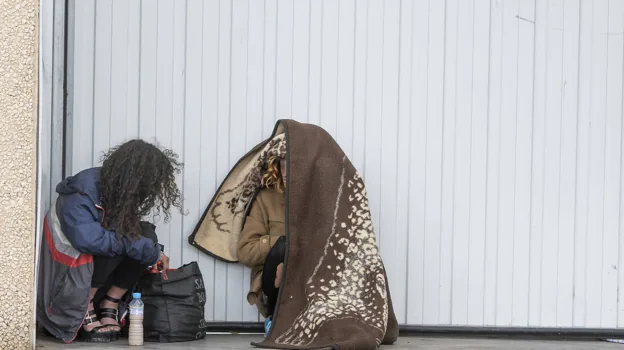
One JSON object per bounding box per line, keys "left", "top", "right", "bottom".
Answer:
{"left": 77, "top": 305, "right": 113, "bottom": 343}
{"left": 99, "top": 295, "right": 122, "bottom": 341}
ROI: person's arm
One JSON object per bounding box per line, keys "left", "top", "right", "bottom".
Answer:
{"left": 58, "top": 194, "right": 161, "bottom": 265}
{"left": 236, "top": 197, "right": 279, "bottom": 268}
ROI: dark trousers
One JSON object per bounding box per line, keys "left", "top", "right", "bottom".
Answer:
{"left": 262, "top": 236, "right": 286, "bottom": 317}
{"left": 91, "top": 222, "right": 159, "bottom": 290}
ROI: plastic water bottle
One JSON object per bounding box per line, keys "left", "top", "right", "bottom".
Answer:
{"left": 128, "top": 292, "right": 144, "bottom": 346}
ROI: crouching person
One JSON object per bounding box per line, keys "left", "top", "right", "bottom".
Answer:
{"left": 37, "top": 140, "right": 183, "bottom": 343}
{"left": 237, "top": 156, "right": 287, "bottom": 336}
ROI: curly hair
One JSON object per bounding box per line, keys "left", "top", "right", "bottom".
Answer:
{"left": 99, "top": 139, "right": 184, "bottom": 239}
{"left": 261, "top": 156, "right": 284, "bottom": 193}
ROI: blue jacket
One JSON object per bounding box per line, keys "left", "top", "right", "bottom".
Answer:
{"left": 55, "top": 167, "right": 161, "bottom": 265}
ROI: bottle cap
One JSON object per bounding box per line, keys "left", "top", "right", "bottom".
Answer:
{"left": 132, "top": 292, "right": 141, "bottom": 299}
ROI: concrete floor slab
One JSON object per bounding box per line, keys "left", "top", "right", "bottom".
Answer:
{"left": 37, "top": 334, "right": 624, "bottom": 349}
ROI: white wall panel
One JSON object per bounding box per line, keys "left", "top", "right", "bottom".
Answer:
{"left": 66, "top": 0, "right": 624, "bottom": 328}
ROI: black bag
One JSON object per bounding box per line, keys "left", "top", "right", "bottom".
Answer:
{"left": 135, "top": 262, "right": 207, "bottom": 342}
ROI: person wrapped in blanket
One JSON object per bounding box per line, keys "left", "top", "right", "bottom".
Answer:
{"left": 37, "top": 140, "right": 183, "bottom": 343}
{"left": 237, "top": 155, "right": 287, "bottom": 336}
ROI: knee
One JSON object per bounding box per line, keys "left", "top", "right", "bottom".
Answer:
{"left": 139, "top": 221, "right": 158, "bottom": 243}
{"left": 269, "top": 236, "right": 286, "bottom": 261}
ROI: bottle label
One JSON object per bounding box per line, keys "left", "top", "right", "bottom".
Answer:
{"left": 130, "top": 307, "right": 144, "bottom": 316}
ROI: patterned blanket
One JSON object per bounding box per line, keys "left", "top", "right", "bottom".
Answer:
{"left": 189, "top": 120, "right": 398, "bottom": 349}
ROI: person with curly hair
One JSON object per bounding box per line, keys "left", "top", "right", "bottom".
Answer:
{"left": 237, "top": 155, "right": 287, "bottom": 336}
{"left": 37, "top": 139, "right": 184, "bottom": 343}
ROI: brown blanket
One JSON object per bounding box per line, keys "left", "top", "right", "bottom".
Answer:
{"left": 189, "top": 120, "right": 398, "bottom": 349}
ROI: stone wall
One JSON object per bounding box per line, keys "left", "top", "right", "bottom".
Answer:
{"left": 0, "top": 0, "right": 39, "bottom": 349}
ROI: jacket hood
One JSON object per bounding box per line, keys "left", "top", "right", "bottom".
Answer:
{"left": 56, "top": 167, "right": 102, "bottom": 205}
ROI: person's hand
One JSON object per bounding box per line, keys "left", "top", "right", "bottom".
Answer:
{"left": 275, "top": 263, "right": 284, "bottom": 288}
{"left": 159, "top": 251, "right": 170, "bottom": 270}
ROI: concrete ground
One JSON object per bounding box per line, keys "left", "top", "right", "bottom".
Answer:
{"left": 37, "top": 333, "right": 624, "bottom": 349}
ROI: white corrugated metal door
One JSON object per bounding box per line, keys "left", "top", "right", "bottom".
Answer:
{"left": 66, "top": 0, "right": 624, "bottom": 328}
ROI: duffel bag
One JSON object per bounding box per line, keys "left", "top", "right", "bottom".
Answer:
{"left": 135, "top": 261, "right": 207, "bottom": 342}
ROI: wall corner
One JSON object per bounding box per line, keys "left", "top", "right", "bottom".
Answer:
{"left": 0, "top": 0, "right": 39, "bottom": 349}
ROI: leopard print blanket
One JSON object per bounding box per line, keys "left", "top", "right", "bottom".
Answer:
{"left": 189, "top": 120, "right": 398, "bottom": 349}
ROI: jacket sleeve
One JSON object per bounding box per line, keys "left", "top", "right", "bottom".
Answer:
{"left": 58, "top": 193, "right": 161, "bottom": 266}
{"left": 236, "top": 196, "right": 278, "bottom": 268}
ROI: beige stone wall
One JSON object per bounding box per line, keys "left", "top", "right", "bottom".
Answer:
{"left": 0, "top": 0, "right": 39, "bottom": 349}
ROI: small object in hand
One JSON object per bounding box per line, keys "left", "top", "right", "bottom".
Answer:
{"left": 274, "top": 263, "right": 284, "bottom": 289}
{"left": 159, "top": 252, "right": 170, "bottom": 270}
{"left": 148, "top": 260, "right": 164, "bottom": 273}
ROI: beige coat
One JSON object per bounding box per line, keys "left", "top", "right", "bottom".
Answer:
{"left": 236, "top": 187, "right": 285, "bottom": 316}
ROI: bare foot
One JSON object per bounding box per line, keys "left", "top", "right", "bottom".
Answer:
{"left": 83, "top": 320, "right": 109, "bottom": 332}
{"left": 99, "top": 298, "right": 121, "bottom": 332}
{"left": 83, "top": 302, "right": 111, "bottom": 333}
{"left": 275, "top": 263, "right": 284, "bottom": 289}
